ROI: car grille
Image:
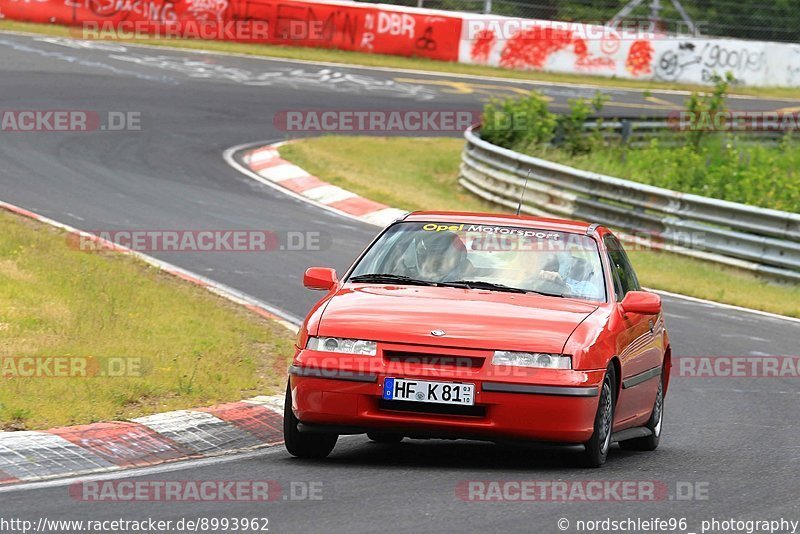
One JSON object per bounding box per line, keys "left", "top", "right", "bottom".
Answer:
{"left": 378, "top": 399, "right": 486, "bottom": 418}
{"left": 383, "top": 351, "right": 485, "bottom": 370}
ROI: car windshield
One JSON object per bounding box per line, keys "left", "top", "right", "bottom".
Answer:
{"left": 348, "top": 221, "right": 606, "bottom": 302}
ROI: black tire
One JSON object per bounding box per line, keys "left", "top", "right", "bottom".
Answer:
{"left": 283, "top": 383, "right": 338, "bottom": 459}
{"left": 619, "top": 371, "right": 664, "bottom": 452}
{"left": 367, "top": 432, "right": 404, "bottom": 443}
{"left": 581, "top": 365, "right": 616, "bottom": 468}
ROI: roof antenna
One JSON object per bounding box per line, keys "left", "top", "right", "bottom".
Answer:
{"left": 516, "top": 169, "right": 531, "bottom": 216}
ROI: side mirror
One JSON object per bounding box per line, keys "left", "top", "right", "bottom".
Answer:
{"left": 304, "top": 267, "right": 338, "bottom": 291}
{"left": 620, "top": 291, "right": 661, "bottom": 315}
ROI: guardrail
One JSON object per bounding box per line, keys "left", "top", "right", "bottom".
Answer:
{"left": 459, "top": 126, "right": 800, "bottom": 282}
{"left": 562, "top": 118, "right": 791, "bottom": 148}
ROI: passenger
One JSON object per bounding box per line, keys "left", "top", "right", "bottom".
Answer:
{"left": 537, "top": 255, "right": 600, "bottom": 298}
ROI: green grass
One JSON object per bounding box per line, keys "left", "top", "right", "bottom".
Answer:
{"left": 1, "top": 20, "right": 798, "bottom": 100}
{"left": 279, "top": 135, "right": 800, "bottom": 318}
{"left": 0, "top": 210, "right": 294, "bottom": 430}
{"left": 280, "top": 136, "right": 493, "bottom": 212}
{"left": 525, "top": 137, "right": 800, "bottom": 213}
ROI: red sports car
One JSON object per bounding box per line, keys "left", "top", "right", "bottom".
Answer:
{"left": 284, "top": 212, "right": 671, "bottom": 467}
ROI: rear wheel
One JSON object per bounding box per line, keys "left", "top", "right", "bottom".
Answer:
{"left": 367, "top": 432, "right": 404, "bottom": 444}
{"left": 283, "top": 383, "right": 338, "bottom": 459}
{"left": 581, "top": 365, "right": 616, "bottom": 468}
{"left": 619, "top": 372, "right": 663, "bottom": 452}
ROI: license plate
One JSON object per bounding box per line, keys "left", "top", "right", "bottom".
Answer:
{"left": 382, "top": 378, "right": 475, "bottom": 406}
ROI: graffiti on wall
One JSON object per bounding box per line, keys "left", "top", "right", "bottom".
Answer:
{"left": 654, "top": 41, "right": 766, "bottom": 83}
{"left": 467, "top": 24, "right": 653, "bottom": 78}
{"left": 0, "top": 0, "right": 462, "bottom": 61}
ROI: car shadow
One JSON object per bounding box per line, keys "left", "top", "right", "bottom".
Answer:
{"left": 284, "top": 435, "right": 632, "bottom": 472}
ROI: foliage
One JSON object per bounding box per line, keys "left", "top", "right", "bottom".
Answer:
{"left": 557, "top": 93, "right": 607, "bottom": 155}
{"left": 528, "top": 135, "right": 800, "bottom": 213}
{"left": 480, "top": 90, "right": 607, "bottom": 155}
{"left": 684, "top": 72, "right": 733, "bottom": 150}
{"left": 481, "top": 92, "right": 556, "bottom": 149}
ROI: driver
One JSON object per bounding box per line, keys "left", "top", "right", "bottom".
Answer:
{"left": 413, "top": 231, "right": 470, "bottom": 282}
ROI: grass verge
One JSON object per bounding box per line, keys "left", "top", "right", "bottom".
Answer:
{"left": 0, "top": 209, "right": 294, "bottom": 430}
{"left": 280, "top": 135, "right": 800, "bottom": 318}
{"left": 1, "top": 20, "right": 798, "bottom": 100}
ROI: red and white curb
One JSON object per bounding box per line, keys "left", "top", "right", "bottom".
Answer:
{"left": 229, "top": 141, "right": 406, "bottom": 228}
{"left": 0, "top": 396, "right": 284, "bottom": 485}
{"left": 0, "top": 199, "right": 298, "bottom": 486}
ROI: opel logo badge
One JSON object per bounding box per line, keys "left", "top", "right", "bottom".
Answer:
{"left": 431, "top": 329, "right": 446, "bottom": 337}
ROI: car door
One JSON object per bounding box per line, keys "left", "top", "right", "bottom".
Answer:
{"left": 605, "top": 236, "right": 663, "bottom": 426}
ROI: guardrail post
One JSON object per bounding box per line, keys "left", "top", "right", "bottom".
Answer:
{"left": 621, "top": 119, "right": 632, "bottom": 144}
{"left": 552, "top": 123, "right": 564, "bottom": 146}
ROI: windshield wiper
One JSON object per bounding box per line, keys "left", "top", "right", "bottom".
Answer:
{"left": 441, "top": 280, "right": 529, "bottom": 294}
{"left": 348, "top": 274, "right": 441, "bottom": 287}
{"left": 443, "top": 280, "right": 571, "bottom": 298}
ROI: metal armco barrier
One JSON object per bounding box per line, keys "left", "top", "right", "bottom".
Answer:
{"left": 459, "top": 127, "right": 800, "bottom": 282}
{"left": 575, "top": 119, "right": 789, "bottom": 148}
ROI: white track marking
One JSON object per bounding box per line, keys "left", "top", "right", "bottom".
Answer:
{"left": 3, "top": 29, "right": 796, "bottom": 102}
{"left": 652, "top": 288, "right": 800, "bottom": 325}
{"left": 302, "top": 185, "right": 357, "bottom": 204}
{"left": 259, "top": 163, "right": 310, "bottom": 182}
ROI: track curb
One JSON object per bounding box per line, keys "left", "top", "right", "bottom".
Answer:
{"left": 236, "top": 141, "right": 407, "bottom": 228}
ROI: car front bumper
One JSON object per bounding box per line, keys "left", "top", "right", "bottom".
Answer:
{"left": 288, "top": 348, "right": 606, "bottom": 444}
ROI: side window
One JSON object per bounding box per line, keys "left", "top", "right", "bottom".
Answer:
{"left": 604, "top": 236, "right": 640, "bottom": 299}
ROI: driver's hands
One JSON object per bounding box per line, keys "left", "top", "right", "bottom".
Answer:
{"left": 538, "top": 270, "right": 564, "bottom": 284}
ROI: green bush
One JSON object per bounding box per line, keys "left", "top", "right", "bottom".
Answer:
{"left": 557, "top": 93, "right": 608, "bottom": 155}
{"left": 480, "top": 92, "right": 556, "bottom": 149}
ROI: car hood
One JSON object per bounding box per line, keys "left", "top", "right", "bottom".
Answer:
{"left": 316, "top": 285, "right": 599, "bottom": 353}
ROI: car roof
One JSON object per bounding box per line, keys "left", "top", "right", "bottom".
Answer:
{"left": 401, "top": 211, "right": 600, "bottom": 235}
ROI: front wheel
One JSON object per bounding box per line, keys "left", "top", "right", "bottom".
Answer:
{"left": 581, "top": 365, "right": 616, "bottom": 468}
{"left": 283, "top": 383, "right": 338, "bottom": 459}
{"left": 619, "top": 372, "right": 663, "bottom": 452}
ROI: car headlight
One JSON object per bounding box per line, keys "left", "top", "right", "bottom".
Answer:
{"left": 492, "top": 351, "right": 572, "bottom": 369}
{"left": 306, "top": 336, "right": 377, "bottom": 356}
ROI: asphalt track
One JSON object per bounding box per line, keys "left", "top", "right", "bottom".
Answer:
{"left": 1, "top": 31, "right": 799, "bottom": 533}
